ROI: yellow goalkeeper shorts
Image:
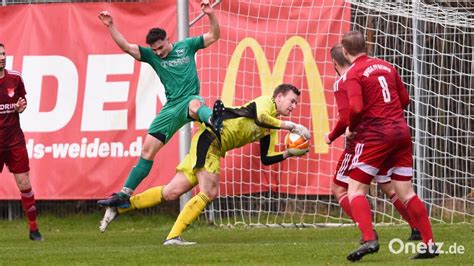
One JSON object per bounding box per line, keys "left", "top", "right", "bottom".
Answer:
{"left": 176, "top": 125, "right": 221, "bottom": 186}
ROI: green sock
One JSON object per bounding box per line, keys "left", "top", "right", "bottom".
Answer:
{"left": 121, "top": 157, "right": 153, "bottom": 195}
{"left": 196, "top": 105, "right": 212, "bottom": 123}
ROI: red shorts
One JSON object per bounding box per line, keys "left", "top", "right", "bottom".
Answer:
{"left": 348, "top": 137, "right": 413, "bottom": 185}
{"left": 333, "top": 149, "right": 392, "bottom": 189}
{"left": 0, "top": 145, "right": 30, "bottom": 174}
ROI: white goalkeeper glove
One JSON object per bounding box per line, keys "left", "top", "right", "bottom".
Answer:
{"left": 285, "top": 147, "right": 310, "bottom": 157}
{"left": 285, "top": 122, "right": 311, "bottom": 140}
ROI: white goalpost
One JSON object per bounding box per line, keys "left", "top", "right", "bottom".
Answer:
{"left": 189, "top": 0, "right": 473, "bottom": 227}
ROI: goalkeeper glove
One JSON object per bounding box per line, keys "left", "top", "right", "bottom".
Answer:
{"left": 284, "top": 121, "right": 311, "bottom": 140}
{"left": 286, "top": 147, "right": 310, "bottom": 157}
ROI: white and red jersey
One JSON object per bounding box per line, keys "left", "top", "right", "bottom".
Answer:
{"left": 344, "top": 55, "right": 410, "bottom": 142}
{"left": 0, "top": 69, "right": 26, "bottom": 150}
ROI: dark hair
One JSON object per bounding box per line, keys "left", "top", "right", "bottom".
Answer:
{"left": 273, "top": 84, "right": 301, "bottom": 98}
{"left": 341, "top": 31, "right": 366, "bottom": 56}
{"left": 330, "top": 44, "right": 350, "bottom": 67}
{"left": 146, "top": 28, "right": 167, "bottom": 45}
{"left": 0, "top": 43, "right": 4, "bottom": 48}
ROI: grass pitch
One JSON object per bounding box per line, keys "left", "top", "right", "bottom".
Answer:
{"left": 0, "top": 213, "right": 472, "bottom": 265}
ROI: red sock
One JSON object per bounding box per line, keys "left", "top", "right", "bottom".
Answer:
{"left": 338, "top": 193, "right": 354, "bottom": 221}
{"left": 390, "top": 193, "right": 417, "bottom": 229}
{"left": 350, "top": 193, "right": 376, "bottom": 241}
{"left": 405, "top": 195, "right": 434, "bottom": 244}
{"left": 20, "top": 188, "right": 38, "bottom": 231}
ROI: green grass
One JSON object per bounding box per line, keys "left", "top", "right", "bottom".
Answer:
{"left": 0, "top": 213, "right": 472, "bottom": 265}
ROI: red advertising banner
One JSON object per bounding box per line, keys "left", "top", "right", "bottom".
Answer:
{"left": 0, "top": 2, "right": 350, "bottom": 199}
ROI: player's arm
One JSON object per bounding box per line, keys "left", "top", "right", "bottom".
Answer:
{"left": 325, "top": 109, "right": 349, "bottom": 144}
{"left": 259, "top": 131, "right": 285, "bottom": 165}
{"left": 259, "top": 130, "right": 307, "bottom": 165}
{"left": 325, "top": 90, "right": 350, "bottom": 144}
{"left": 15, "top": 76, "right": 27, "bottom": 113}
{"left": 280, "top": 120, "right": 311, "bottom": 140}
{"left": 253, "top": 96, "right": 311, "bottom": 140}
{"left": 98, "top": 11, "right": 141, "bottom": 60}
{"left": 395, "top": 72, "right": 410, "bottom": 109}
{"left": 346, "top": 77, "right": 363, "bottom": 132}
{"left": 201, "top": 0, "right": 220, "bottom": 48}
{"left": 256, "top": 106, "right": 311, "bottom": 139}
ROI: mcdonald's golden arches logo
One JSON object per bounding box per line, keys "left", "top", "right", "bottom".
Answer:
{"left": 221, "top": 36, "right": 329, "bottom": 153}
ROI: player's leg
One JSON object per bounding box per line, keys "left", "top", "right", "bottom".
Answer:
{"left": 389, "top": 138, "right": 436, "bottom": 259}
{"left": 392, "top": 179, "right": 436, "bottom": 259}
{"left": 120, "top": 134, "right": 163, "bottom": 196}
{"left": 332, "top": 183, "right": 351, "bottom": 219}
{"left": 378, "top": 179, "right": 420, "bottom": 240}
{"left": 97, "top": 133, "right": 163, "bottom": 207}
{"left": 346, "top": 143, "right": 390, "bottom": 261}
{"left": 14, "top": 172, "right": 42, "bottom": 241}
{"left": 99, "top": 157, "right": 196, "bottom": 233}
{"left": 127, "top": 171, "right": 195, "bottom": 212}
{"left": 376, "top": 166, "right": 420, "bottom": 240}
{"left": 347, "top": 178, "right": 373, "bottom": 240}
{"left": 164, "top": 170, "right": 217, "bottom": 245}
{"left": 8, "top": 146, "right": 42, "bottom": 241}
{"left": 188, "top": 96, "right": 225, "bottom": 138}
{"left": 332, "top": 151, "right": 353, "bottom": 220}
{"left": 98, "top": 103, "right": 183, "bottom": 207}
{"left": 164, "top": 129, "right": 219, "bottom": 245}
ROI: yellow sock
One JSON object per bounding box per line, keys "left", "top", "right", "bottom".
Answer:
{"left": 166, "top": 192, "right": 210, "bottom": 240}
{"left": 118, "top": 186, "right": 164, "bottom": 214}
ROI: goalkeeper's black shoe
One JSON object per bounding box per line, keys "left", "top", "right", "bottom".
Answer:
{"left": 97, "top": 193, "right": 130, "bottom": 208}
{"left": 407, "top": 228, "right": 422, "bottom": 241}
{"left": 29, "top": 230, "right": 44, "bottom": 241}
{"left": 347, "top": 240, "right": 379, "bottom": 262}
{"left": 411, "top": 244, "right": 439, "bottom": 259}
{"left": 208, "top": 100, "right": 225, "bottom": 140}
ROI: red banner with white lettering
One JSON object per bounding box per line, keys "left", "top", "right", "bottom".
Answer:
{"left": 0, "top": 2, "right": 349, "bottom": 199}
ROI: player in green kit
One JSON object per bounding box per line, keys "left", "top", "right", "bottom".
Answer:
{"left": 98, "top": 84, "right": 312, "bottom": 245}
{"left": 97, "top": 1, "right": 224, "bottom": 209}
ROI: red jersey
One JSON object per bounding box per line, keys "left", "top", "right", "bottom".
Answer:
{"left": 344, "top": 55, "right": 410, "bottom": 142}
{"left": 328, "top": 75, "right": 350, "bottom": 138}
{"left": 0, "top": 69, "right": 26, "bottom": 150}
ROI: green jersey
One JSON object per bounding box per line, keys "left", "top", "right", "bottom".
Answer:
{"left": 139, "top": 36, "right": 204, "bottom": 102}
{"left": 220, "top": 95, "right": 284, "bottom": 156}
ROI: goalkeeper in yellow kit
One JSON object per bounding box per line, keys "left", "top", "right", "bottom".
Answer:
{"left": 98, "top": 84, "right": 311, "bottom": 245}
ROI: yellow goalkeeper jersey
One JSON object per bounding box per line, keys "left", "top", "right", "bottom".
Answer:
{"left": 219, "top": 95, "right": 283, "bottom": 157}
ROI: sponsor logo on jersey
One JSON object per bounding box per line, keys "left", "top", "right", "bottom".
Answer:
{"left": 160, "top": 56, "right": 190, "bottom": 68}
{"left": 0, "top": 103, "right": 16, "bottom": 113}
{"left": 175, "top": 48, "right": 186, "bottom": 57}
{"left": 7, "top": 88, "right": 15, "bottom": 97}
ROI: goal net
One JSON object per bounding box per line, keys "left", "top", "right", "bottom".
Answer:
{"left": 190, "top": 0, "right": 473, "bottom": 227}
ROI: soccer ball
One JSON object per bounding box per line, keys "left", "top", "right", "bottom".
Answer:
{"left": 284, "top": 132, "right": 310, "bottom": 150}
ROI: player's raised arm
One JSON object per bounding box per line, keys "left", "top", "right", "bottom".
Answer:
{"left": 98, "top": 11, "right": 141, "bottom": 60}
{"left": 201, "top": 0, "right": 220, "bottom": 48}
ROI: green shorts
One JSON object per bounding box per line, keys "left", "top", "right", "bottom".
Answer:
{"left": 176, "top": 124, "right": 222, "bottom": 186}
{"left": 148, "top": 95, "right": 204, "bottom": 144}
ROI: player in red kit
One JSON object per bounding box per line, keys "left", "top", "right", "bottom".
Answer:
{"left": 325, "top": 44, "right": 420, "bottom": 243}
{"left": 341, "top": 31, "right": 435, "bottom": 261}
{"left": 0, "top": 43, "right": 43, "bottom": 241}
